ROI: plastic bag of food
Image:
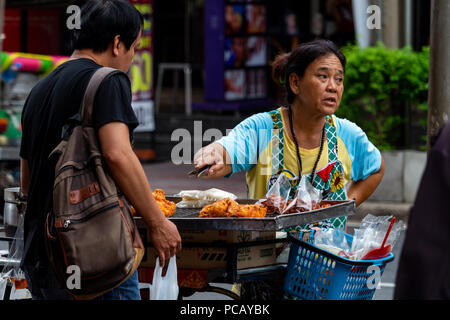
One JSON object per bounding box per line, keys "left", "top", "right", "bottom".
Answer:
{"left": 350, "top": 214, "right": 406, "bottom": 260}
{"left": 257, "top": 173, "right": 292, "bottom": 214}
{"left": 175, "top": 188, "right": 237, "bottom": 208}
{"left": 285, "top": 176, "right": 323, "bottom": 213}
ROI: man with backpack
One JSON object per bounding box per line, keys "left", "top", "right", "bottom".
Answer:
{"left": 19, "top": 0, "right": 181, "bottom": 300}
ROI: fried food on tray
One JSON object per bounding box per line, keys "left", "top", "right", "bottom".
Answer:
{"left": 200, "top": 198, "right": 267, "bottom": 218}
{"left": 230, "top": 204, "right": 267, "bottom": 218}
{"left": 200, "top": 198, "right": 232, "bottom": 217}
{"left": 259, "top": 195, "right": 333, "bottom": 215}
{"left": 259, "top": 194, "right": 287, "bottom": 214}
{"left": 152, "top": 189, "right": 176, "bottom": 217}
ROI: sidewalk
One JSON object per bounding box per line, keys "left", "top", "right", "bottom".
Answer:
{"left": 142, "top": 161, "right": 412, "bottom": 224}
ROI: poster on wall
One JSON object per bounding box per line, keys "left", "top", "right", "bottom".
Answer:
{"left": 224, "top": 37, "right": 246, "bottom": 67}
{"left": 129, "top": 0, "right": 154, "bottom": 132}
{"left": 224, "top": 69, "right": 246, "bottom": 100}
{"left": 246, "top": 4, "right": 266, "bottom": 34}
{"left": 245, "top": 36, "right": 266, "bottom": 66}
{"left": 225, "top": 4, "right": 246, "bottom": 35}
{"left": 223, "top": 0, "right": 267, "bottom": 101}
{"left": 246, "top": 69, "right": 266, "bottom": 99}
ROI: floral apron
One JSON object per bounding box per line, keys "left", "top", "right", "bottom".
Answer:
{"left": 268, "top": 109, "right": 347, "bottom": 231}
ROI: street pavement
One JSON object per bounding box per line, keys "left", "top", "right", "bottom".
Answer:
{"left": 143, "top": 161, "right": 410, "bottom": 301}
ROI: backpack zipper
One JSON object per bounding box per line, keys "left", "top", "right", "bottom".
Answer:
{"left": 59, "top": 202, "right": 119, "bottom": 230}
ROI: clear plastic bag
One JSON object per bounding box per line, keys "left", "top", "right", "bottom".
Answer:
{"left": 150, "top": 256, "right": 179, "bottom": 300}
{"left": 1, "top": 204, "right": 26, "bottom": 296}
{"left": 259, "top": 174, "right": 323, "bottom": 214}
{"left": 175, "top": 188, "right": 237, "bottom": 208}
{"left": 0, "top": 276, "right": 7, "bottom": 300}
{"left": 308, "top": 214, "right": 406, "bottom": 260}
{"left": 313, "top": 227, "right": 351, "bottom": 258}
{"left": 350, "top": 214, "right": 406, "bottom": 260}
{"left": 286, "top": 176, "right": 323, "bottom": 212}
{"left": 257, "top": 173, "right": 292, "bottom": 214}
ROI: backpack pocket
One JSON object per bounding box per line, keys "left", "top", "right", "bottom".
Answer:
{"left": 54, "top": 202, "right": 136, "bottom": 279}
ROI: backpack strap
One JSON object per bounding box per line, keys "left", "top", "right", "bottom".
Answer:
{"left": 81, "top": 67, "right": 122, "bottom": 127}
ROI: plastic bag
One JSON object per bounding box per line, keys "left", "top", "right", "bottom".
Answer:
{"left": 257, "top": 173, "right": 292, "bottom": 214}
{"left": 286, "top": 176, "right": 323, "bottom": 212}
{"left": 0, "top": 276, "right": 7, "bottom": 300}
{"left": 259, "top": 174, "right": 323, "bottom": 214}
{"left": 1, "top": 205, "right": 26, "bottom": 294}
{"left": 350, "top": 214, "right": 406, "bottom": 260}
{"left": 313, "top": 227, "right": 351, "bottom": 258}
{"left": 175, "top": 188, "right": 237, "bottom": 208}
{"left": 307, "top": 214, "right": 406, "bottom": 260}
{"left": 150, "top": 256, "right": 179, "bottom": 300}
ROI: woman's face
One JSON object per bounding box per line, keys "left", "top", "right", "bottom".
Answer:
{"left": 290, "top": 54, "right": 344, "bottom": 117}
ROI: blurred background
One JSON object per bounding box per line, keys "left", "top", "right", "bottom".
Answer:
{"left": 0, "top": 0, "right": 435, "bottom": 212}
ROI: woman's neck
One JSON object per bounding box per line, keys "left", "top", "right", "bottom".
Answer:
{"left": 284, "top": 103, "right": 326, "bottom": 149}
{"left": 292, "top": 105, "right": 325, "bottom": 134}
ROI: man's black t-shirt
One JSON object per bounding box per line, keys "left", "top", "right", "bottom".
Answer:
{"left": 20, "top": 58, "right": 138, "bottom": 273}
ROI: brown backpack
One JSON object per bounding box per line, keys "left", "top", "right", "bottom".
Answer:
{"left": 44, "top": 67, "right": 144, "bottom": 300}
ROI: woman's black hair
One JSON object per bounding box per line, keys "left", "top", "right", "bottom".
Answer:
{"left": 271, "top": 39, "right": 346, "bottom": 104}
{"left": 71, "top": 0, "right": 144, "bottom": 53}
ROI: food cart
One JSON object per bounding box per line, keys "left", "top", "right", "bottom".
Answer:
{"left": 135, "top": 196, "right": 356, "bottom": 300}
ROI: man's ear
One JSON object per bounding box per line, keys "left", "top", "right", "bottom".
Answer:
{"left": 289, "top": 73, "right": 301, "bottom": 95}
{"left": 112, "top": 35, "right": 121, "bottom": 57}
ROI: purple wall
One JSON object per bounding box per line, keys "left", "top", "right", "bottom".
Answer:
{"left": 204, "top": 0, "right": 224, "bottom": 101}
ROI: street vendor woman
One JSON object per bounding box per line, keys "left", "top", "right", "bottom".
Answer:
{"left": 194, "top": 40, "right": 385, "bottom": 231}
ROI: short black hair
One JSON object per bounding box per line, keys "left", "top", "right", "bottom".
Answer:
{"left": 272, "top": 40, "right": 346, "bottom": 104}
{"left": 71, "top": 0, "right": 144, "bottom": 53}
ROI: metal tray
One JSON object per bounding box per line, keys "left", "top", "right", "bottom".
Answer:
{"left": 136, "top": 197, "right": 355, "bottom": 231}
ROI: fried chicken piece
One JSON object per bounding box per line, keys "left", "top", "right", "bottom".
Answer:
{"left": 152, "top": 189, "right": 176, "bottom": 217}
{"left": 317, "top": 203, "right": 332, "bottom": 209}
{"left": 200, "top": 198, "right": 235, "bottom": 217}
{"left": 229, "top": 204, "right": 267, "bottom": 218}
{"left": 158, "top": 199, "right": 177, "bottom": 217}
{"left": 153, "top": 188, "right": 166, "bottom": 201}
{"left": 200, "top": 198, "right": 267, "bottom": 218}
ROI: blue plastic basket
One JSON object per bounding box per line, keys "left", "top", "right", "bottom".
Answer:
{"left": 284, "top": 231, "right": 394, "bottom": 300}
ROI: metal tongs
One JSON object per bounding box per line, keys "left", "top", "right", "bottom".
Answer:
{"left": 188, "top": 164, "right": 212, "bottom": 178}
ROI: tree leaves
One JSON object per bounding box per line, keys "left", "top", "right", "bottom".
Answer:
{"left": 337, "top": 43, "right": 430, "bottom": 150}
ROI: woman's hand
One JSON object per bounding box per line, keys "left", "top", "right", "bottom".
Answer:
{"left": 347, "top": 156, "right": 385, "bottom": 206}
{"left": 193, "top": 143, "right": 233, "bottom": 178}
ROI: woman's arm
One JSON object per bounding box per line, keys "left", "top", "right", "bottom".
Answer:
{"left": 193, "top": 113, "right": 273, "bottom": 179}
{"left": 347, "top": 156, "right": 385, "bottom": 206}
{"left": 193, "top": 142, "right": 233, "bottom": 178}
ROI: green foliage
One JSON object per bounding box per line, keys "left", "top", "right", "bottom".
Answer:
{"left": 336, "top": 43, "right": 429, "bottom": 150}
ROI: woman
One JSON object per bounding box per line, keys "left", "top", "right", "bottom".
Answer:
{"left": 194, "top": 40, "right": 384, "bottom": 231}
